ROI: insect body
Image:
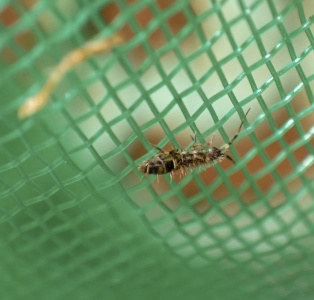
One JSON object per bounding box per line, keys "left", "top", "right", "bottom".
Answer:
{"left": 138, "top": 108, "right": 250, "bottom": 177}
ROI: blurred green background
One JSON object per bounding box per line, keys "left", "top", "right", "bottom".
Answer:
{"left": 1, "top": 0, "right": 314, "bottom": 299}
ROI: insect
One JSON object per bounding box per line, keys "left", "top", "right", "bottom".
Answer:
{"left": 138, "top": 108, "right": 250, "bottom": 178}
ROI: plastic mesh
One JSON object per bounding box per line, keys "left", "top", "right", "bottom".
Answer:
{"left": 1, "top": 0, "right": 314, "bottom": 299}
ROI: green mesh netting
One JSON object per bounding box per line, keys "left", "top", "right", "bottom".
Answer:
{"left": 1, "top": 0, "right": 314, "bottom": 299}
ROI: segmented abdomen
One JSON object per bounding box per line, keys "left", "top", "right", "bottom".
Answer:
{"left": 137, "top": 151, "right": 179, "bottom": 175}
{"left": 138, "top": 147, "right": 222, "bottom": 175}
{"left": 175, "top": 148, "right": 208, "bottom": 169}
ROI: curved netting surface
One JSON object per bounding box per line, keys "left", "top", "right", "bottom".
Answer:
{"left": 1, "top": 0, "right": 314, "bottom": 299}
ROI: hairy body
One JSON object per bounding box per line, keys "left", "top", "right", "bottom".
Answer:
{"left": 138, "top": 108, "right": 250, "bottom": 178}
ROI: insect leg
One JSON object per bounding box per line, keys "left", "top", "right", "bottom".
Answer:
{"left": 206, "top": 134, "right": 215, "bottom": 147}
{"left": 150, "top": 143, "right": 166, "bottom": 153}
{"left": 191, "top": 132, "right": 209, "bottom": 150}
{"left": 191, "top": 132, "right": 198, "bottom": 149}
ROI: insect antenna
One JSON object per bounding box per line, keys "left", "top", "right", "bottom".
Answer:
{"left": 225, "top": 154, "right": 235, "bottom": 164}
{"left": 226, "top": 108, "right": 251, "bottom": 148}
